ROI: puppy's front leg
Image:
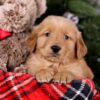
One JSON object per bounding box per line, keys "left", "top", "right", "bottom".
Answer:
{"left": 53, "top": 71, "right": 76, "bottom": 84}
{"left": 36, "top": 67, "right": 54, "bottom": 83}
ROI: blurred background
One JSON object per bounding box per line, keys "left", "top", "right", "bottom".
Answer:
{"left": 37, "top": 0, "right": 100, "bottom": 89}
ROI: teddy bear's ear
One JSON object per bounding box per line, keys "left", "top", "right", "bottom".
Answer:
{"left": 0, "top": 0, "right": 4, "bottom": 4}
{"left": 35, "top": 0, "right": 47, "bottom": 17}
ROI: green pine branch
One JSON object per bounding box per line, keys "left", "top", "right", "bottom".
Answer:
{"left": 67, "top": 0, "right": 97, "bottom": 17}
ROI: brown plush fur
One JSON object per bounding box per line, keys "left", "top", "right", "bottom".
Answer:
{"left": 26, "top": 16, "right": 94, "bottom": 84}
{"left": 0, "top": 0, "right": 46, "bottom": 71}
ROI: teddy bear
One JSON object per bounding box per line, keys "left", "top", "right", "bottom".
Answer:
{"left": 0, "top": 0, "right": 47, "bottom": 71}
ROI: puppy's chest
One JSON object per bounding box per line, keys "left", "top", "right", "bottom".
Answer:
{"left": 32, "top": 55, "right": 60, "bottom": 69}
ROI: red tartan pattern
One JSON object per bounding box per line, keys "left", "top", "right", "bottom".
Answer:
{"left": 0, "top": 70, "right": 99, "bottom": 100}
{"left": 93, "top": 92, "right": 100, "bottom": 100}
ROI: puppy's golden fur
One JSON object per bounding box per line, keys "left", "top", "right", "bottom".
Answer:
{"left": 26, "top": 16, "right": 94, "bottom": 83}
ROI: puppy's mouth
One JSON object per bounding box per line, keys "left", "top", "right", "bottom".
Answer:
{"left": 51, "top": 52, "right": 60, "bottom": 57}
{"left": 44, "top": 53, "right": 61, "bottom": 62}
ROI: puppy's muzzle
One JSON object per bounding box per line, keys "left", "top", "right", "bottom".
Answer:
{"left": 51, "top": 45, "right": 61, "bottom": 54}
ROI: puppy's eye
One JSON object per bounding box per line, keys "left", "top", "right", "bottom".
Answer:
{"left": 45, "top": 32, "right": 50, "bottom": 37}
{"left": 64, "top": 35, "right": 69, "bottom": 40}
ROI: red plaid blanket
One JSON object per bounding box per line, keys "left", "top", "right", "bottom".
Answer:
{"left": 0, "top": 70, "right": 99, "bottom": 100}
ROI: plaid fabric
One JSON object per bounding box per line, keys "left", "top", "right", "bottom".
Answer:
{"left": 0, "top": 70, "right": 96, "bottom": 100}
{"left": 93, "top": 92, "right": 100, "bottom": 100}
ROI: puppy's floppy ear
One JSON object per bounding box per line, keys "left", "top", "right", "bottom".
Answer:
{"left": 26, "top": 29, "right": 38, "bottom": 53}
{"left": 76, "top": 32, "right": 87, "bottom": 59}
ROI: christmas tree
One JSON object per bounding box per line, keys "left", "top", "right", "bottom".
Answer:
{"left": 38, "top": 0, "right": 100, "bottom": 89}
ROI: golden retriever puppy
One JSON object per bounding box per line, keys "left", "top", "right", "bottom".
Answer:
{"left": 26, "top": 16, "right": 94, "bottom": 84}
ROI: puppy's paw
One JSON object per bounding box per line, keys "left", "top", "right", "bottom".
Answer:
{"left": 36, "top": 69, "right": 54, "bottom": 83}
{"left": 14, "top": 65, "right": 28, "bottom": 73}
{"left": 53, "top": 71, "right": 74, "bottom": 84}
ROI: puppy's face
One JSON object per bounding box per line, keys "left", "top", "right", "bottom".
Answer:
{"left": 27, "top": 16, "right": 87, "bottom": 63}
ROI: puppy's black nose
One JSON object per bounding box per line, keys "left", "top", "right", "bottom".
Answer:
{"left": 51, "top": 45, "right": 61, "bottom": 53}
